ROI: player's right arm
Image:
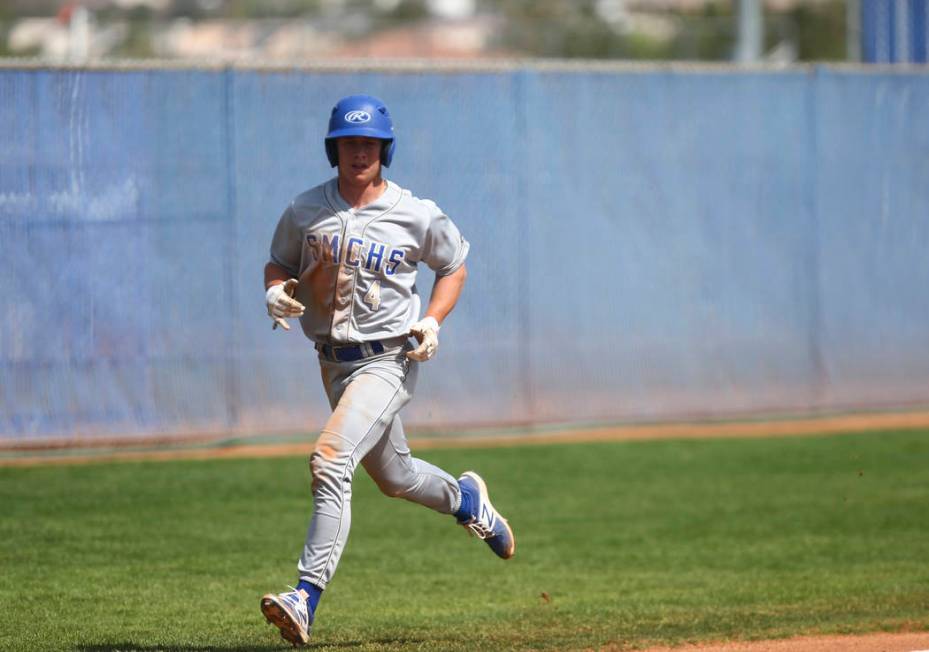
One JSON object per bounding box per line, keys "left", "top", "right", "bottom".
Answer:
{"left": 265, "top": 263, "right": 304, "bottom": 331}
{"left": 265, "top": 205, "right": 306, "bottom": 330}
{"left": 265, "top": 261, "right": 294, "bottom": 289}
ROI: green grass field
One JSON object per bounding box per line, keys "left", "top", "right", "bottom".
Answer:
{"left": 2, "top": 429, "right": 928, "bottom": 651}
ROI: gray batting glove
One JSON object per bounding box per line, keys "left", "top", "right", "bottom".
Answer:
{"left": 406, "top": 316, "right": 440, "bottom": 361}
{"left": 266, "top": 279, "right": 304, "bottom": 331}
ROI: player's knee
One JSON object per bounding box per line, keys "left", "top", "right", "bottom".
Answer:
{"left": 309, "top": 450, "right": 344, "bottom": 495}
{"left": 377, "top": 482, "right": 406, "bottom": 499}
{"left": 374, "top": 475, "right": 418, "bottom": 499}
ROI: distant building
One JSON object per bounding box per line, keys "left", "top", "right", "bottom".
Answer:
{"left": 331, "top": 16, "right": 508, "bottom": 59}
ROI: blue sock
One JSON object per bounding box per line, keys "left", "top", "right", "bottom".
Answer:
{"left": 296, "top": 580, "right": 323, "bottom": 615}
{"left": 454, "top": 486, "right": 473, "bottom": 522}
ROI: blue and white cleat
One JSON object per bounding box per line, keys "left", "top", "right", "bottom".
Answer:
{"left": 260, "top": 587, "right": 313, "bottom": 647}
{"left": 457, "top": 471, "right": 516, "bottom": 559}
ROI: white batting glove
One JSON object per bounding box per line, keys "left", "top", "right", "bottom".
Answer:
{"left": 406, "top": 316, "right": 440, "bottom": 362}
{"left": 266, "top": 279, "right": 304, "bottom": 331}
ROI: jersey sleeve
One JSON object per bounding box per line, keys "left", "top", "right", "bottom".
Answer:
{"left": 268, "top": 204, "right": 302, "bottom": 277}
{"left": 421, "top": 208, "right": 470, "bottom": 277}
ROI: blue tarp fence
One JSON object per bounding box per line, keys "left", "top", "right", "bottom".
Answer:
{"left": 1, "top": 63, "right": 928, "bottom": 442}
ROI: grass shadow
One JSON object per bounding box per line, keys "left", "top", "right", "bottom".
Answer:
{"left": 75, "top": 637, "right": 433, "bottom": 651}
{"left": 75, "top": 645, "right": 279, "bottom": 652}
{"left": 310, "top": 638, "right": 431, "bottom": 649}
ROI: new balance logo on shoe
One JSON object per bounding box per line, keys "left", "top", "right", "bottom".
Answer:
{"left": 481, "top": 504, "right": 495, "bottom": 527}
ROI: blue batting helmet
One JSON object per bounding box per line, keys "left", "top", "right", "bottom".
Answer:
{"left": 325, "top": 94, "right": 395, "bottom": 168}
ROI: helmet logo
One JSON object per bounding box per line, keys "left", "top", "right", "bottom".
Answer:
{"left": 344, "top": 110, "right": 371, "bottom": 123}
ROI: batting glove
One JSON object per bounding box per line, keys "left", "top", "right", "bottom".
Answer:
{"left": 266, "top": 279, "right": 304, "bottom": 331}
{"left": 406, "top": 316, "right": 440, "bottom": 362}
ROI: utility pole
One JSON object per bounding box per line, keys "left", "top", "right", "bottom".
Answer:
{"left": 68, "top": 4, "right": 90, "bottom": 63}
{"left": 734, "top": 0, "right": 763, "bottom": 62}
{"left": 846, "top": 0, "right": 861, "bottom": 61}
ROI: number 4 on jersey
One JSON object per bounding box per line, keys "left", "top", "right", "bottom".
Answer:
{"left": 364, "top": 280, "right": 381, "bottom": 311}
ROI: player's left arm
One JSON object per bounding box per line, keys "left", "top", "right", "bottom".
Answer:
{"left": 425, "top": 263, "right": 467, "bottom": 325}
{"left": 407, "top": 263, "right": 467, "bottom": 362}
{"left": 408, "top": 203, "right": 469, "bottom": 362}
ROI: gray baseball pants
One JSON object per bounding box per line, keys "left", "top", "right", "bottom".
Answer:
{"left": 297, "top": 344, "right": 462, "bottom": 589}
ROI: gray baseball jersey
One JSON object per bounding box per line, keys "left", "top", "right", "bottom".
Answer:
{"left": 269, "top": 178, "right": 469, "bottom": 344}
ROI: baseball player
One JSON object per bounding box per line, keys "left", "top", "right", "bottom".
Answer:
{"left": 259, "top": 94, "right": 515, "bottom": 647}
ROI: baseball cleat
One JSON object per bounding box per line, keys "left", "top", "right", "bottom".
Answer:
{"left": 457, "top": 471, "right": 516, "bottom": 559}
{"left": 260, "top": 587, "right": 313, "bottom": 647}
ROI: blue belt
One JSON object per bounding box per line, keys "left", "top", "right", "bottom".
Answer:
{"left": 315, "top": 340, "right": 386, "bottom": 362}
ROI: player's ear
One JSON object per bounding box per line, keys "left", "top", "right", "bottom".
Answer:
{"left": 381, "top": 140, "right": 395, "bottom": 168}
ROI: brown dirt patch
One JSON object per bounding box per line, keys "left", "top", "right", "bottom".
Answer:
{"left": 2, "top": 409, "right": 929, "bottom": 467}
{"left": 636, "top": 631, "right": 929, "bottom": 652}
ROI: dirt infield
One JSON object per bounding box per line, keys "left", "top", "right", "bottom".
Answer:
{"left": 3, "top": 408, "right": 929, "bottom": 467}
{"left": 637, "top": 631, "right": 929, "bottom": 652}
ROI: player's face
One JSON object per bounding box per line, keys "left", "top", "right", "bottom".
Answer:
{"left": 337, "top": 137, "right": 383, "bottom": 187}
